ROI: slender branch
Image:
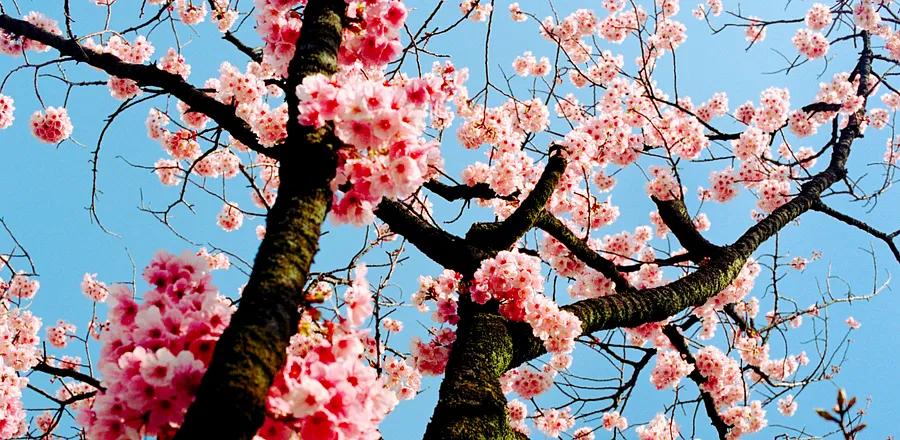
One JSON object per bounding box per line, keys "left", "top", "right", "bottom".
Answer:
{"left": 374, "top": 199, "right": 489, "bottom": 274}
{"left": 465, "top": 151, "right": 567, "bottom": 253}
{"left": 811, "top": 200, "right": 900, "bottom": 263}
{"left": 32, "top": 362, "right": 105, "bottom": 392}
{"left": 423, "top": 180, "right": 517, "bottom": 201}
{"left": 536, "top": 212, "right": 632, "bottom": 290}
{"left": 0, "top": 14, "right": 269, "bottom": 157}
{"left": 661, "top": 325, "right": 730, "bottom": 439}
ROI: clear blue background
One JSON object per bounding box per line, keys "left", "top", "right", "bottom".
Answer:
{"left": 0, "top": 1, "right": 896, "bottom": 438}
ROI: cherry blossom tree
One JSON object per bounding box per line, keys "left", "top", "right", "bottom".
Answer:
{"left": 0, "top": 0, "right": 896, "bottom": 439}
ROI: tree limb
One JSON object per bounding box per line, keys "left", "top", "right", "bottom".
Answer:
{"left": 173, "top": 1, "right": 346, "bottom": 438}
{"left": 811, "top": 200, "right": 900, "bottom": 263}
{"left": 0, "top": 14, "right": 269, "bottom": 157}
{"left": 465, "top": 151, "right": 567, "bottom": 253}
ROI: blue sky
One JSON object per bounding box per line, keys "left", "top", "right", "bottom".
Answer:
{"left": 0, "top": 1, "right": 897, "bottom": 438}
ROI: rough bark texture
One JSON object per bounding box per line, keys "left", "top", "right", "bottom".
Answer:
{"left": 173, "top": 2, "right": 345, "bottom": 438}
{"left": 653, "top": 197, "right": 722, "bottom": 256}
{"left": 465, "top": 152, "right": 567, "bottom": 253}
{"left": 423, "top": 299, "right": 525, "bottom": 440}
{"left": 174, "top": 130, "right": 340, "bottom": 439}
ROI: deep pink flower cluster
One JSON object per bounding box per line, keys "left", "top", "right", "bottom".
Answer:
{"left": 78, "top": 251, "right": 235, "bottom": 439}
{"left": 410, "top": 327, "right": 455, "bottom": 376}
{"left": 296, "top": 64, "right": 464, "bottom": 224}
{"left": 471, "top": 250, "right": 582, "bottom": 357}
{"left": 339, "top": 1, "right": 407, "bottom": 68}
{"left": 411, "top": 269, "right": 461, "bottom": 325}
{"left": 263, "top": 319, "right": 398, "bottom": 440}
{"left": 30, "top": 107, "right": 73, "bottom": 144}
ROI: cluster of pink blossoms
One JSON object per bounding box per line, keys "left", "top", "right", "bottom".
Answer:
{"left": 793, "top": 28, "right": 829, "bottom": 59}
{"left": 635, "top": 414, "right": 679, "bottom": 440}
{"left": 0, "top": 11, "right": 60, "bottom": 54}
{"left": 216, "top": 202, "right": 244, "bottom": 232}
{"left": 471, "top": 250, "right": 582, "bottom": 356}
{"left": 82, "top": 273, "right": 109, "bottom": 302}
{"left": 506, "top": 399, "right": 529, "bottom": 435}
{"left": 261, "top": 264, "right": 399, "bottom": 439}
{"left": 534, "top": 408, "right": 575, "bottom": 438}
{"left": 78, "top": 251, "right": 235, "bottom": 438}
{"left": 77, "top": 253, "right": 395, "bottom": 439}
{"left": 405, "top": 270, "right": 461, "bottom": 376}
{"left": 297, "top": 63, "right": 466, "bottom": 225}
{"left": 793, "top": 4, "right": 833, "bottom": 59}
{"left": 30, "top": 107, "right": 73, "bottom": 144}
{"left": 0, "top": 363, "right": 27, "bottom": 439}
{"left": 649, "top": 349, "right": 694, "bottom": 390}
{"left": 501, "top": 365, "right": 555, "bottom": 399}
{"left": 0, "top": 95, "right": 14, "bottom": 129}
{"left": 0, "top": 271, "right": 42, "bottom": 438}
{"left": 602, "top": 411, "right": 628, "bottom": 431}
{"left": 46, "top": 320, "right": 76, "bottom": 348}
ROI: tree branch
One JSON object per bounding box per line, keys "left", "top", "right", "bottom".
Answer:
{"left": 811, "top": 200, "right": 900, "bottom": 263}
{"left": 535, "top": 212, "right": 632, "bottom": 290}
{"left": 423, "top": 180, "right": 517, "bottom": 202}
{"left": 653, "top": 197, "right": 722, "bottom": 257}
{"left": 465, "top": 151, "right": 567, "bottom": 253}
{"left": 508, "top": 33, "right": 873, "bottom": 370}
{"left": 0, "top": 14, "right": 268, "bottom": 157}
{"left": 661, "top": 325, "right": 730, "bottom": 439}
{"left": 32, "top": 362, "right": 105, "bottom": 392}
{"left": 375, "top": 199, "right": 489, "bottom": 274}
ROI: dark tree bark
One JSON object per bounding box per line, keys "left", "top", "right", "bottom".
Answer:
{"left": 174, "top": 1, "right": 346, "bottom": 438}
{"left": 0, "top": 1, "right": 346, "bottom": 438}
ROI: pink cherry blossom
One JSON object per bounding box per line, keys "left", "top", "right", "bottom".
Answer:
{"left": 602, "top": 411, "right": 628, "bottom": 431}
{"left": 636, "top": 413, "right": 679, "bottom": 440}
{"left": 778, "top": 394, "right": 798, "bottom": 416}
{"left": 805, "top": 3, "right": 832, "bottom": 30}
{"left": 81, "top": 273, "right": 109, "bottom": 302}
{"left": 30, "top": 107, "right": 73, "bottom": 144}
{"left": 0, "top": 94, "right": 14, "bottom": 129}
{"left": 216, "top": 202, "right": 244, "bottom": 231}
